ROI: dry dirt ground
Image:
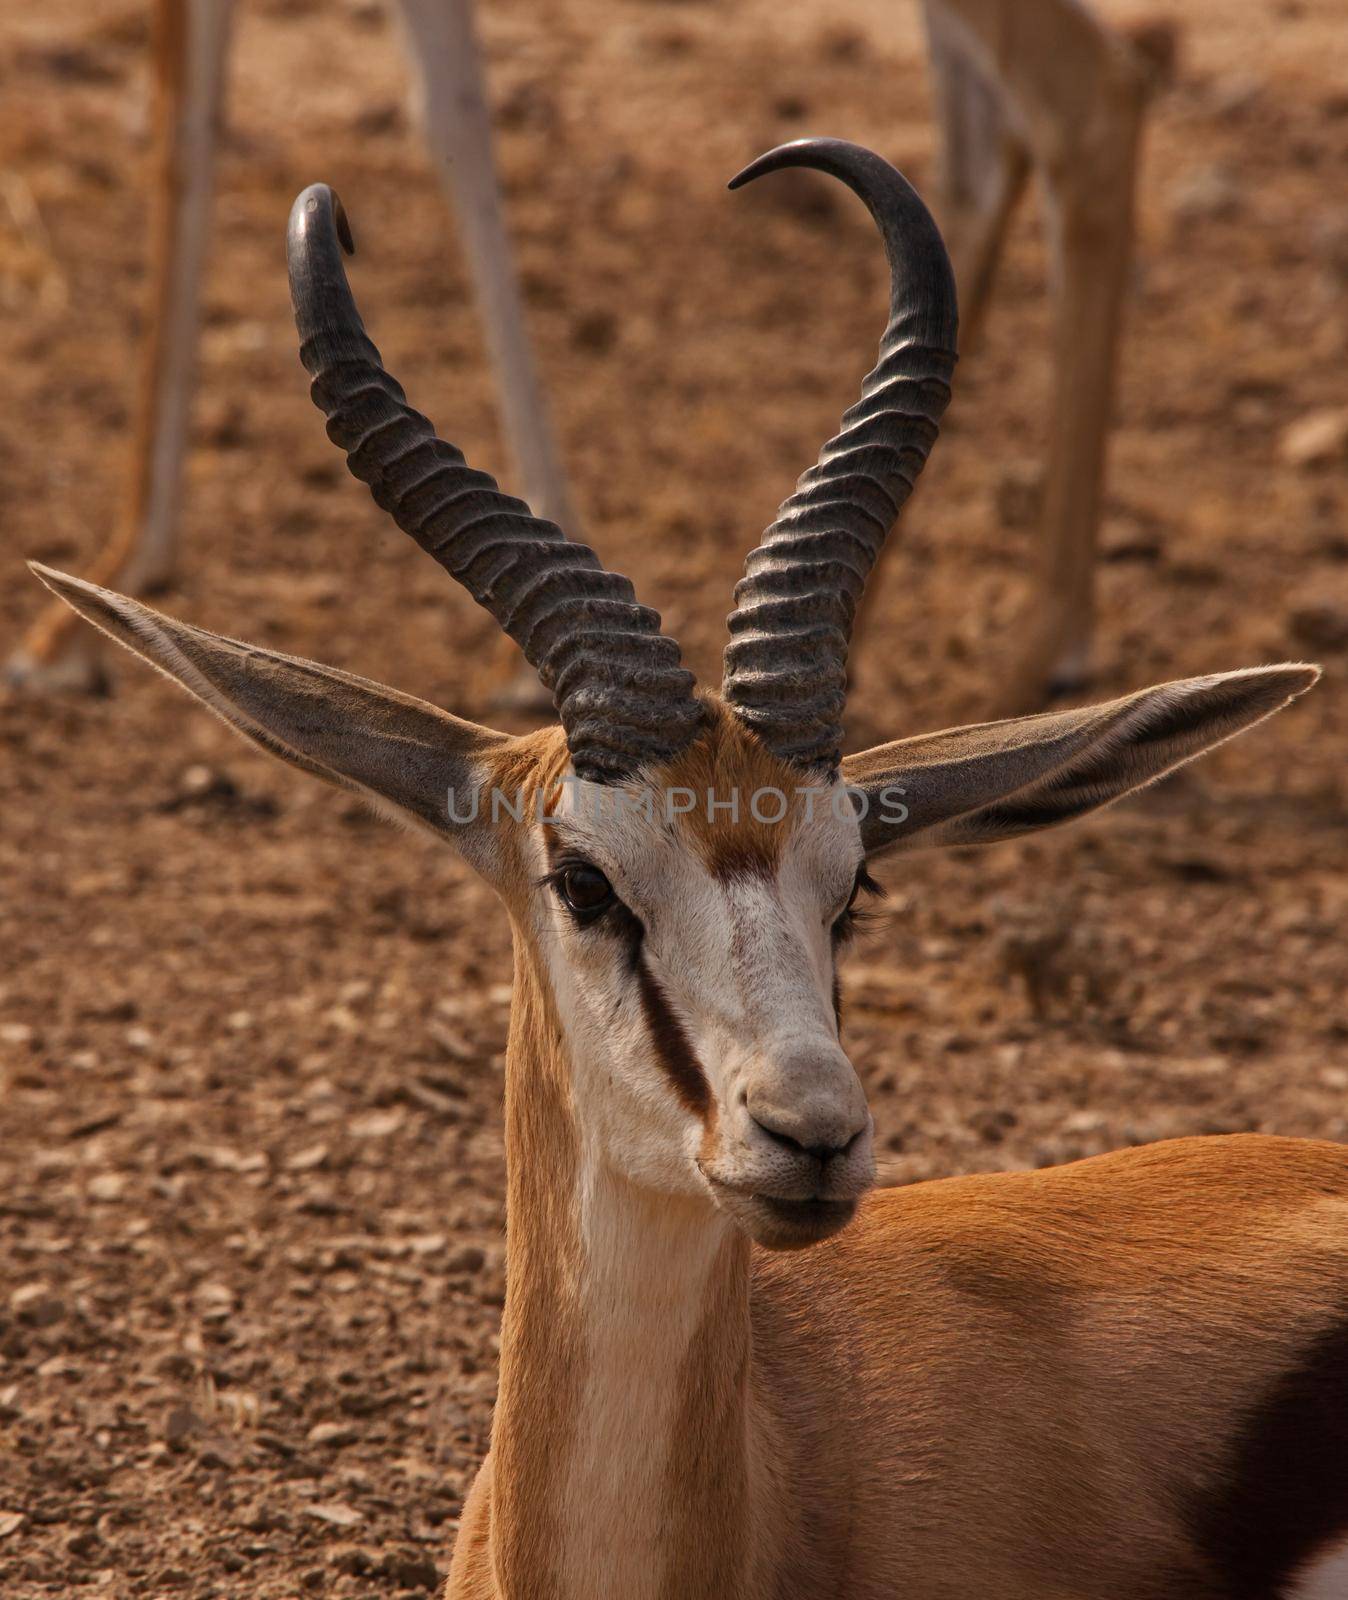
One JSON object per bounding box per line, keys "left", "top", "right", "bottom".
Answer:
{"left": 1, "top": 0, "right": 1345, "bottom": 1593}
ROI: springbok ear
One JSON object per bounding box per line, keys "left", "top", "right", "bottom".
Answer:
{"left": 29, "top": 564, "right": 506, "bottom": 845}
{"left": 841, "top": 666, "right": 1319, "bottom": 858}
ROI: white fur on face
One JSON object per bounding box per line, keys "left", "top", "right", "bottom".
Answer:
{"left": 528, "top": 772, "right": 874, "bottom": 1211}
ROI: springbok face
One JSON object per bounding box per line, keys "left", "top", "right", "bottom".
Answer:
{"left": 496, "top": 709, "right": 876, "bottom": 1249}
{"left": 34, "top": 139, "right": 1318, "bottom": 1252}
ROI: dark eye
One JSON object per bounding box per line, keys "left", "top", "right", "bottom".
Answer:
{"left": 832, "top": 865, "right": 884, "bottom": 944}
{"left": 556, "top": 863, "right": 616, "bottom": 920}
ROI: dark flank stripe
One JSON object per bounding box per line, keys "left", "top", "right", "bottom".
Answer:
{"left": 1186, "top": 1314, "right": 1348, "bottom": 1598}
{"left": 636, "top": 956, "right": 711, "bottom": 1118}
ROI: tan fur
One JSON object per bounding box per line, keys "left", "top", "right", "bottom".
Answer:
{"left": 748, "top": 1136, "right": 1348, "bottom": 1596}
{"left": 454, "top": 861, "right": 1348, "bottom": 1598}
{"left": 459, "top": 938, "right": 582, "bottom": 1599}
{"left": 661, "top": 704, "right": 809, "bottom": 880}
{"left": 444, "top": 717, "right": 1348, "bottom": 1600}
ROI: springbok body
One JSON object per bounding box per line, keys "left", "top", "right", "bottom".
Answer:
{"left": 33, "top": 137, "right": 1341, "bottom": 1600}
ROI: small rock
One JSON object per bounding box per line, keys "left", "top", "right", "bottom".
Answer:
{"left": 307, "top": 1421, "right": 358, "bottom": 1447}
{"left": 158, "top": 764, "right": 275, "bottom": 818}
{"left": 1279, "top": 408, "right": 1348, "bottom": 468}
{"left": 378, "top": 1548, "right": 441, "bottom": 1590}
{"left": 570, "top": 309, "right": 617, "bottom": 354}
{"left": 0, "top": 1510, "right": 25, "bottom": 1540}
{"left": 1101, "top": 517, "right": 1163, "bottom": 562}
{"left": 204, "top": 1144, "right": 267, "bottom": 1174}
{"left": 1204, "top": 71, "right": 1262, "bottom": 121}
{"left": 993, "top": 462, "right": 1044, "bottom": 530}
{"left": 36, "top": 1355, "right": 79, "bottom": 1379}
{"left": 350, "top": 1108, "right": 404, "bottom": 1140}
{"left": 333, "top": 1545, "right": 375, "bottom": 1575}
{"left": 285, "top": 1142, "right": 329, "bottom": 1173}
{"left": 1289, "top": 601, "right": 1348, "bottom": 652}
{"left": 184, "top": 763, "right": 232, "bottom": 797}
{"left": 968, "top": 1107, "right": 1018, "bottom": 1146}
{"left": 305, "top": 1501, "right": 364, "bottom": 1529}
{"left": 11, "top": 1285, "right": 64, "bottom": 1329}
{"left": 1170, "top": 164, "right": 1242, "bottom": 226}
{"left": 238, "top": 1499, "right": 285, "bottom": 1533}
{"left": 445, "top": 1244, "right": 486, "bottom": 1275}
{"left": 198, "top": 396, "right": 248, "bottom": 449}
{"left": 88, "top": 1172, "right": 127, "bottom": 1202}
{"left": 0, "top": 1023, "right": 34, "bottom": 1047}
{"left": 165, "top": 1403, "right": 201, "bottom": 1446}
{"left": 66, "top": 1528, "right": 103, "bottom": 1560}
{"left": 156, "top": 1352, "right": 197, "bottom": 1382}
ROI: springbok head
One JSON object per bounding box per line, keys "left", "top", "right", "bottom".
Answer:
{"left": 34, "top": 140, "right": 1316, "bottom": 1250}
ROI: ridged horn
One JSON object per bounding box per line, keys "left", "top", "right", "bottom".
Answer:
{"left": 286, "top": 184, "right": 704, "bottom": 784}
{"left": 720, "top": 139, "right": 958, "bottom": 772}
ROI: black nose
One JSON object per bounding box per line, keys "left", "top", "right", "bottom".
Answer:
{"left": 749, "top": 1111, "right": 864, "bottom": 1165}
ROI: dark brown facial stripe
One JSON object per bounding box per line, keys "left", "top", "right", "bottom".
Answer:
{"left": 635, "top": 956, "right": 711, "bottom": 1118}
{"left": 1186, "top": 1312, "right": 1348, "bottom": 1598}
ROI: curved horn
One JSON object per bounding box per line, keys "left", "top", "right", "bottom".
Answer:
{"left": 720, "top": 140, "right": 958, "bottom": 772}
{"left": 286, "top": 184, "right": 703, "bottom": 784}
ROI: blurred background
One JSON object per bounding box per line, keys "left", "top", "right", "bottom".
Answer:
{"left": 0, "top": 0, "right": 1344, "bottom": 1593}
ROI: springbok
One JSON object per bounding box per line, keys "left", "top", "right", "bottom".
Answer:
{"left": 14, "top": 0, "right": 1156, "bottom": 711}
{"left": 32, "top": 140, "right": 1345, "bottom": 1600}
{"left": 881, "top": 0, "right": 1163, "bottom": 707}
{"left": 7, "top": 0, "right": 575, "bottom": 692}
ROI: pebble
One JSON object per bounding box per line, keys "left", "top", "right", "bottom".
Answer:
{"left": 307, "top": 1422, "right": 358, "bottom": 1447}
{"left": 992, "top": 461, "right": 1045, "bottom": 530}
{"left": 350, "top": 1108, "right": 404, "bottom": 1140}
{"left": 445, "top": 1245, "right": 486, "bottom": 1275}
{"left": 1169, "top": 165, "right": 1243, "bottom": 225}
{"left": 304, "top": 1501, "right": 363, "bottom": 1529}
{"left": 87, "top": 1172, "right": 126, "bottom": 1203}
{"left": 379, "top": 1549, "right": 441, "bottom": 1590}
{"left": 1279, "top": 408, "right": 1348, "bottom": 467}
{"left": 1289, "top": 602, "right": 1348, "bottom": 652}
{"left": 11, "top": 1285, "right": 64, "bottom": 1328}
{"left": 285, "top": 1142, "right": 330, "bottom": 1173}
